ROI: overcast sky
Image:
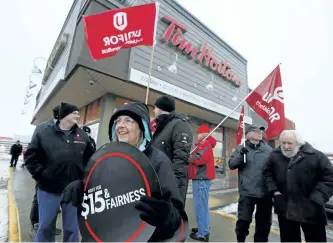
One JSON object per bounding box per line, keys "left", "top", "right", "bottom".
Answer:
{"left": 0, "top": 0, "right": 332, "bottom": 152}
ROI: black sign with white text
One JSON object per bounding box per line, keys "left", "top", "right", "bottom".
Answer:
{"left": 78, "top": 142, "right": 160, "bottom": 242}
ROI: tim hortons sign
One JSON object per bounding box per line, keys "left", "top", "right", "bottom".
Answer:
{"left": 161, "top": 16, "right": 242, "bottom": 87}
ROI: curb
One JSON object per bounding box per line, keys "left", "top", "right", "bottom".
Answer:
{"left": 8, "top": 168, "right": 21, "bottom": 242}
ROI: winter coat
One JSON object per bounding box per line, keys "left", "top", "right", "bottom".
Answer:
{"left": 89, "top": 136, "right": 96, "bottom": 151}
{"left": 108, "top": 102, "right": 187, "bottom": 241}
{"left": 10, "top": 144, "right": 23, "bottom": 156}
{"left": 151, "top": 112, "right": 193, "bottom": 202}
{"left": 188, "top": 136, "right": 216, "bottom": 180}
{"left": 24, "top": 121, "right": 95, "bottom": 194}
{"left": 229, "top": 140, "right": 272, "bottom": 198}
{"left": 264, "top": 142, "right": 333, "bottom": 224}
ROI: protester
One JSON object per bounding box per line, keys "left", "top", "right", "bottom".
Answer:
{"left": 228, "top": 125, "right": 273, "bottom": 242}
{"left": 28, "top": 105, "right": 62, "bottom": 235}
{"left": 188, "top": 124, "right": 216, "bottom": 242}
{"left": 9, "top": 140, "right": 23, "bottom": 167}
{"left": 24, "top": 102, "right": 95, "bottom": 242}
{"left": 151, "top": 95, "right": 193, "bottom": 204}
{"left": 264, "top": 130, "right": 333, "bottom": 242}
{"left": 62, "top": 102, "right": 186, "bottom": 241}
{"left": 82, "top": 126, "right": 97, "bottom": 150}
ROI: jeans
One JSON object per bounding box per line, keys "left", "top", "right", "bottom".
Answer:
{"left": 192, "top": 180, "right": 212, "bottom": 237}
{"left": 35, "top": 189, "right": 79, "bottom": 242}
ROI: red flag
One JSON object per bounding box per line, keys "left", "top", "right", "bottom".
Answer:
{"left": 246, "top": 65, "right": 286, "bottom": 140}
{"left": 83, "top": 3, "right": 159, "bottom": 60}
{"left": 236, "top": 106, "right": 245, "bottom": 145}
{"left": 150, "top": 119, "right": 157, "bottom": 133}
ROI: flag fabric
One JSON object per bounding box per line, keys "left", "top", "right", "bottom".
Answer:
{"left": 150, "top": 119, "right": 157, "bottom": 133}
{"left": 236, "top": 106, "right": 245, "bottom": 145}
{"left": 83, "top": 3, "right": 159, "bottom": 60}
{"left": 245, "top": 65, "right": 286, "bottom": 140}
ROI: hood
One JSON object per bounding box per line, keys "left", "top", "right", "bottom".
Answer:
{"left": 108, "top": 102, "right": 152, "bottom": 151}
{"left": 197, "top": 136, "right": 217, "bottom": 148}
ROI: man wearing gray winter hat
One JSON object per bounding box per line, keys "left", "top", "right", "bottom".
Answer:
{"left": 229, "top": 125, "right": 273, "bottom": 242}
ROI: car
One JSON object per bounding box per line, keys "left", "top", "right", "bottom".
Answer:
{"left": 325, "top": 196, "right": 333, "bottom": 214}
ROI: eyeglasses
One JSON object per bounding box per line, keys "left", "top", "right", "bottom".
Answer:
{"left": 72, "top": 111, "right": 80, "bottom": 116}
{"left": 115, "top": 117, "right": 136, "bottom": 125}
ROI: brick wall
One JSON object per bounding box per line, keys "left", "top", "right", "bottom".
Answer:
{"left": 225, "top": 128, "right": 239, "bottom": 189}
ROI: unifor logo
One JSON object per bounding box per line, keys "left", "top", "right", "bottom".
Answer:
{"left": 262, "top": 86, "right": 284, "bottom": 104}
{"left": 113, "top": 12, "right": 128, "bottom": 31}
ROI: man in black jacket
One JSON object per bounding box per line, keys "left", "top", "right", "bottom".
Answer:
{"left": 264, "top": 130, "right": 333, "bottom": 242}
{"left": 28, "top": 105, "right": 62, "bottom": 236}
{"left": 24, "top": 102, "right": 95, "bottom": 242}
{"left": 9, "top": 140, "right": 23, "bottom": 167}
{"left": 61, "top": 102, "right": 187, "bottom": 241}
{"left": 229, "top": 125, "right": 273, "bottom": 242}
{"left": 151, "top": 95, "right": 193, "bottom": 204}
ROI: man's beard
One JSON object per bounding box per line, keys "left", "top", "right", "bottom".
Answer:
{"left": 281, "top": 147, "right": 300, "bottom": 158}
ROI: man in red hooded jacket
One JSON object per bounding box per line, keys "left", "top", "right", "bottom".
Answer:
{"left": 188, "top": 124, "right": 216, "bottom": 242}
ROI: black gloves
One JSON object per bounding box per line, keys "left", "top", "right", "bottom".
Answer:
{"left": 134, "top": 188, "right": 180, "bottom": 237}
{"left": 61, "top": 180, "right": 84, "bottom": 207}
{"left": 240, "top": 147, "right": 249, "bottom": 155}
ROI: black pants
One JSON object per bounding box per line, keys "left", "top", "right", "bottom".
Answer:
{"left": 10, "top": 155, "right": 19, "bottom": 167}
{"left": 30, "top": 187, "right": 39, "bottom": 225}
{"left": 235, "top": 195, "right": 272, "bottom": 242}
{"left": 278, "top": 215, "right": 327, "bottom": 242}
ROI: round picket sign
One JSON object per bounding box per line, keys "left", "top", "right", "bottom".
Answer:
{"left": 78, "top": 142, "right": 160, "bottom": 242}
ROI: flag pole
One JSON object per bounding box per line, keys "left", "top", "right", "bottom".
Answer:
{"left": 242, "top": 104, "right": 247, "bottom": 163}
{"left": 144, "top": 44, "right": 156, "bottom": 104}
{"left": 190, "top": 63, "right": 282, "bottom": 153}
{"left": 144, "top": 1, "right": 159, "bottom": 105}
{"left": 190, "top": 90, "right": 255, "bottom": 153}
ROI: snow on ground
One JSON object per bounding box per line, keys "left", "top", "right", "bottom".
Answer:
{"left": 0, "top": 188, "right": 8, "bottom": 242}
{"left": 0, "top": 159, "right": 12, "bottom": 242}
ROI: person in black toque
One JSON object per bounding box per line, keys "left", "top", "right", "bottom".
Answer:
{"left": 151, "top": 95, "right": 193, "bottom": 205}
{"left": 24, "top": 102, "right": 94, "bottom": 242}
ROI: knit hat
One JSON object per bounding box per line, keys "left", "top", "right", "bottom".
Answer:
{"left": 52, "top": 105, "right": 60, "bottom": 119}
{"left": 155, "top": 95, "right": 175, "bottom": 112}
{"left": 113, "top": 110, "right": 145, "bottom": 132}
{"left": 196, "top": 124, "right": 210, "bottom": 134}
{"left": 59, "top": 102, "right": 79, "bottom": 120}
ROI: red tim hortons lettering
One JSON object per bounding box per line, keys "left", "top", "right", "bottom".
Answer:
{"left": 161, "top": 16, "right": 242, "bottom": 87}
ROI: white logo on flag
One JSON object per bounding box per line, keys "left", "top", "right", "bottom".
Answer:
{"left": 262, "top": 86, "right": 284, "bottom": 104}
{"left": 113, "top": 12, "right": 128, "bottom": 31}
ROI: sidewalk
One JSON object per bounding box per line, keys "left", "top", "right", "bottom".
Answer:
{"left": 12, "top": 167, "right": 280, "bottom": 242}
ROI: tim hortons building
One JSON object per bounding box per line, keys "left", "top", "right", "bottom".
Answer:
{"left": 31, "top": 0, "right": 295, "bottom": 190}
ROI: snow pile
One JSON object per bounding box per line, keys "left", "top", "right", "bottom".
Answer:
{"left": 0, "top": 160, "right": 10, "bottom": 242}
{"left": 0, "top": 187, "right": 8, "bottom": 241}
